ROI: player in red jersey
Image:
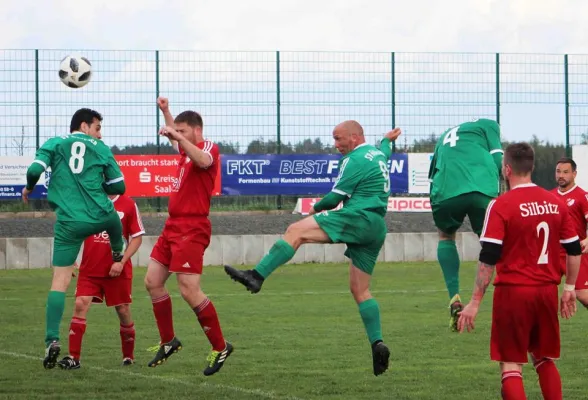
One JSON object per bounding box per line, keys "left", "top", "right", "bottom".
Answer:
{"left": 553, "top": 157, "right": 588, "bottom": 307}
{"left": 57, "top": 194, "right": 145, "bottom": 370}
{"left": 457, "top": 142, "right": 581, "bottom": 400}
{"left": 144, "top": 97, "right": 232, "bottom": 376}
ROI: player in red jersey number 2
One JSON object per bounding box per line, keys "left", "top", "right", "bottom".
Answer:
{"left": 552, "top": 157, "right": 588, "bottom": 308}
{"left": 458, "top": 143, "right": 581, "bottom": 400}
{"left": 144, "top": 97, "right": 232, "bottom": 376}
{"left": 58, "top": 194, "right": 145, "bottom": 370}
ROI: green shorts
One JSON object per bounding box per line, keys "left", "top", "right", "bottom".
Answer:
{"left": 313, "top": 207, "right": 386, "bottom": 275}
{"left": 53, "top": 211, "right": 124, "bottom": 267}
{"left": 431, "top": 192, "right": 494, "bottom": 236}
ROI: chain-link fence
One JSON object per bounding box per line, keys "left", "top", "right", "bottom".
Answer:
{"left": 1, "top": 50, "right": 586, "bottom": 210}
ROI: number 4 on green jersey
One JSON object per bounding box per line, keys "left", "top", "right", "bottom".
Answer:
{"left": 428, "top": 118, "right": 504, "bottom": 204}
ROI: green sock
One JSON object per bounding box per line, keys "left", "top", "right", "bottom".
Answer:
{"left": 253, "top": 239, "right": 296, "bottom": 279}
{"left": 358, "top": 298, "right": 383, "bottom": 344}
{"left": 45, "top": 291, "right": 66, "bottom": 346}
{"left": 437, "top": 240, "right": 460, "bottom": 300}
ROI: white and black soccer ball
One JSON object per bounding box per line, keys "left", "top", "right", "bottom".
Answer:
{"left": 58, "top": 55, "right": 92, "bottom": 89}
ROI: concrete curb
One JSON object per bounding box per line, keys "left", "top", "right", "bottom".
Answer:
{"left": 0, "top": 232, "right": 481, "bottom": 269}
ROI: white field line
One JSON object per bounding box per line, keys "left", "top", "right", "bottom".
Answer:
{"left": 0, "top": 350, "right": 305, "bottom": 400}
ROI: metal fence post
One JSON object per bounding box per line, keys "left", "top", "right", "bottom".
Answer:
{"left": 391, "top": 52, "right": 396, "bottom": 154}
{"left": 564, "top": 54, "right": 570, "bottom": 156}
{"left": 495, "top": 53, "right": 500, "bottom": 125}
{"left": 35, "top": 49, "right": 40, "bottom": 149}
{"left": 155, "top": 50, "right": 162, "bottom": 212}
{"left": 155, "top": 50, "right": 161, "bottom": 153}
{"left": 276, "top": 50, "right": 282, "bottom": 209}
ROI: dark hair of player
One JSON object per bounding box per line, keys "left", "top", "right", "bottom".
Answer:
{"left": 175, "top": 111, "right": 203, "bottom": 128}
{"left": 504, "top": 142, "right": 535, "bottom": 175}
{"left": 556, "top": 157, "right": 577, "bottom": 172}
{"left": 70, "top": 108, "right": 103, "bottom": 133}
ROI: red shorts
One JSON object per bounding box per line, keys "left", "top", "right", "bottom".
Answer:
{"left": 76, "top": 274, "right": 132, "bottom": 307}
{"left": 559, "top": 253, "right": 588, "bottom": 290}
{"left": 490, "top": 285, "right": 559, "bottom": 364}
{"left": 150, "top": 217, "right": 211, "bottom": 274}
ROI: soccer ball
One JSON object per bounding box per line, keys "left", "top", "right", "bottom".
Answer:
{"left": 58, "top": 55, "right": 92, "bottom": 89}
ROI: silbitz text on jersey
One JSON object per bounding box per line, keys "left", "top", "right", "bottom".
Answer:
{"left": 520, "top": 201, "right": 560, "bottom": 217}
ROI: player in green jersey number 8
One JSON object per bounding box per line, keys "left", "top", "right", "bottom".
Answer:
{"left": 225, "top": 121, "right": 401, "bottom": 376}
{"left": 69, "top": 142, "right": 86, "bottom": 173}
{"left": 22, "top": 108, "right": 127, "bottom": 369}
{"left": 427, "top": 119, "right": 504, "bottom": 332}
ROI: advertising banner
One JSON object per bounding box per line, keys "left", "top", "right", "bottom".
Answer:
{"left": 220, "top": 153, "right": 409, "bottom": 195}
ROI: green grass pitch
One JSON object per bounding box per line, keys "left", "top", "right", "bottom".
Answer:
{"left": 1, "top": 262, "right": 587, "bottom": 400}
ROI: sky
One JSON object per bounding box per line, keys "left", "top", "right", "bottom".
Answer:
{"left": 1, "top": 0, "right": 587, "bottom": 155}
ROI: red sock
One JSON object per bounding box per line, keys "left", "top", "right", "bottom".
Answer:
{"left": 501, "top": 371, "right": 526, "bottom": 400}
{"left": 194, "top": 298, "right": 226, "bottom": 351}
{"left": 534, "top": 358, "right": 562, "bottom": 400}
{"left": 120, "top": 322, "right": 136, "bottom": 360}
{"left": 69, "top": 317, "right": 87, "bottom": 360}
{"left": 152, "top": 294, "right": 175, "bottom": 343}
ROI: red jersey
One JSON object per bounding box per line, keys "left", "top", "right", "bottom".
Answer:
{"left": 480, "top": 183, "right": 579, "bottom": 286}
{"left": 79, "top": 195, "right": 145, "bottom": 279}
{"left": 168, "top": 140, "right": 219, "bottom": 218}
{"left": 551, "top": 185, "right": 588, "bottom": 241}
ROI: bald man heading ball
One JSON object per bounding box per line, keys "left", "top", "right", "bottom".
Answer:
{"left": 225, "top": 121, "right": 401, "bottom": 376}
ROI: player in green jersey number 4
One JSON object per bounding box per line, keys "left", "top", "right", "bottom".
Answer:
{"left": 225, "top": 121, "right": 401, "bottom": 376}
{"left": 427, "top": 118, "right": 503, "bottom": 332}
{"left": 22, "top": 108, "right": 127, "bottom": 369}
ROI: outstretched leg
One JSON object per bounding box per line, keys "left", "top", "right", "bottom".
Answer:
{"left": 225, "top": 215, "right": 330, "bottom": 293}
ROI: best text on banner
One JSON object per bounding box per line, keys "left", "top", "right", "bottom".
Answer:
{"left": 220, "top": 153, "right": 409, "bottom": 195}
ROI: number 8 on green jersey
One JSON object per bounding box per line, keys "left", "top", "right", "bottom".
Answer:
{"left": 27, "top": 132, "right": 126, "bottom": 267}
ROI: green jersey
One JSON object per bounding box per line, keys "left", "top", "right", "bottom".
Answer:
{"left": 428, "top": 119, "right": 503, "bottom": 204}
{"left": 32, "top": 132, "right": 124, "bottom": 222}
{"left": 332, "top": 139, "right": 393, "bottom": 216}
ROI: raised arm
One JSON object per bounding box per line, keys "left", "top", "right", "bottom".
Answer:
{"left": 23, "top": 138, "right": 56, "bottom": 203}
{"left": 379, "top": 128, "right": 402, "bottom": 159}
{"left": 158, "top": 97, "right": 179, "bottom": 152}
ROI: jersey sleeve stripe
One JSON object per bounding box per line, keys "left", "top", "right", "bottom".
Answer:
{"left": 134, "top": 203, "right": 145, "bottom": 233}
{"left": 480, "top": 237, "right": 503, "bottom": 245}
{"left": 201, "top": 141, "right": 214, "bottom": 166}
{"left": 490, "top": 149, "right": 504, "bottom": 155}
{"left": 480, "top": 199, "right": 497, "bottom": 239}
{"left": 131, "top": 230, "right": 145, "bottom": 238}
{"left": 561, "top": 235, "right": 580, "bottom": 244}
{"left": 332, "top": 188, "right": 350, "bottom": 197}
{"left": 33, "top": 160, "right": 47, "bottom": 170}
{"left": 105, "top": 176, "right": 124, "bottom": 185}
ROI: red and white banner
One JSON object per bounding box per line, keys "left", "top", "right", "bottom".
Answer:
{"left": 115, "top": 155, "right": 222, "bottom": 197}
{"left": 387, "top": 197, "right": 431, "bottom": 212}
{"left": 293, "top": 196, "right": 431, "bottom": 215}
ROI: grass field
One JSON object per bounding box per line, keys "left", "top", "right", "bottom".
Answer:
{"left": 1, "top": 262, "right": 587, "bottom": 400}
